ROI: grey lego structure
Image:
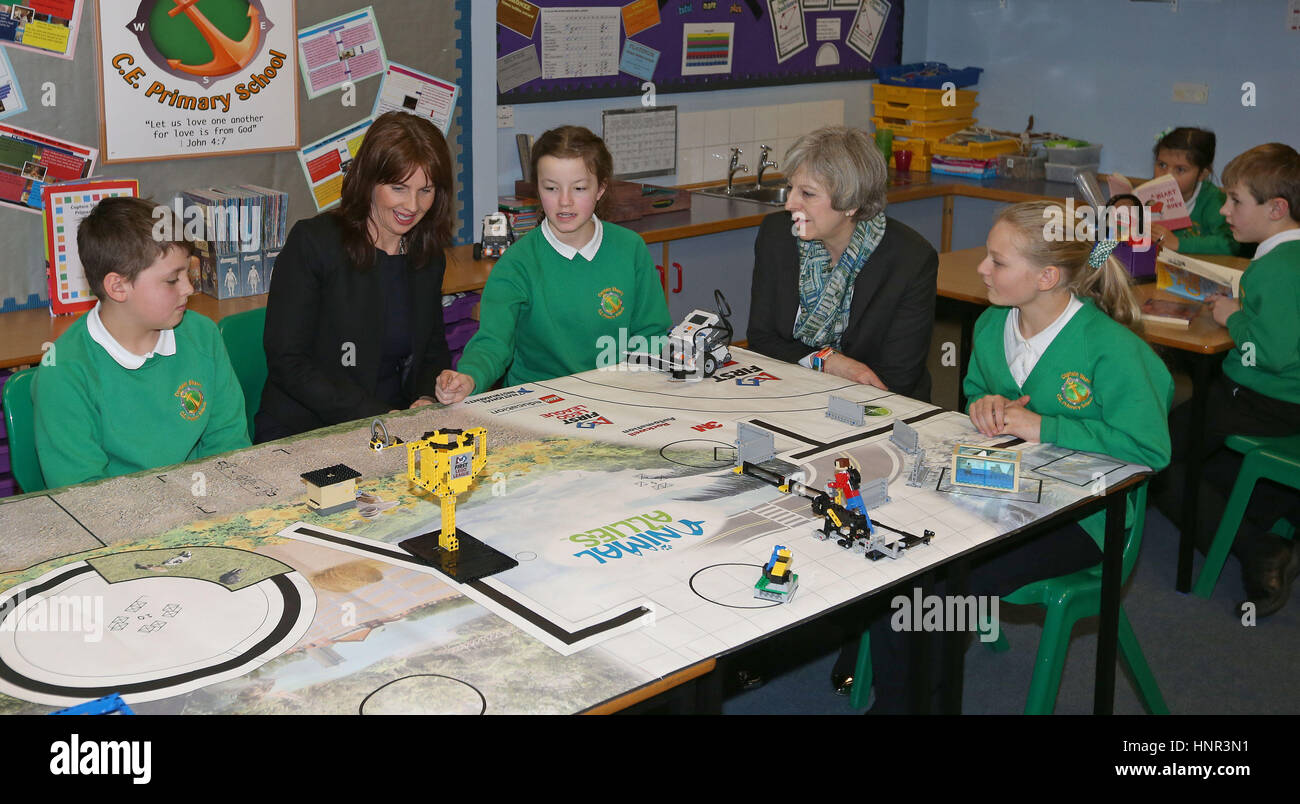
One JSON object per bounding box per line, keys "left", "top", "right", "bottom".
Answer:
{"left": 859, "top": 476, "right": 891, "bottom": 510}
{"left": 890, "top": 420, "right": 921, "bottom": 455}
{"left": 906, "top": 456, "right": 928, "bottom": 488}
{"left": 826, "top": 394, "right": 865, "bottom": 426}
{"left": 735, "top": 421, "right": 775, "bottom": 465}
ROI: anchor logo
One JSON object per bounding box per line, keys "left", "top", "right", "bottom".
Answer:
{"left": 165, "top": 0, "right": 261, "bottom": 77}
{"left": 128, "top": 0, "right": 274, "bottom": 84}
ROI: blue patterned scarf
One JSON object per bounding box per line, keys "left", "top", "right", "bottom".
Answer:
{"left": 793, "top": 213, "right": 887, "bottom": 349}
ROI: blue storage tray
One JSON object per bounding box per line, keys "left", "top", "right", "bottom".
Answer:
{"left": 877, "top": 62, "right": 983, "bottom": 89}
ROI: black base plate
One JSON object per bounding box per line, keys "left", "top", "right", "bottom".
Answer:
{"left": 398, "top": 529, "right": 518, "bottom": 582}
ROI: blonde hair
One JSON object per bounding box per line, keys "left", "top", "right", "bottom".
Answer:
{"left": 994, "top": 201, "right": 1141, "bottom": 330}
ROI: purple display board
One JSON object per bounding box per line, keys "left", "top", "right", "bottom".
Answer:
{"left": 497, "top": 0, "right": 904, "bottom": 104}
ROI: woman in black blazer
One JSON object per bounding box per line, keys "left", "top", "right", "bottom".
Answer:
{"left": 748, "top": 126, "right": 938, "bottom": 402}
{"left": 256, "top": 111, "right": 455, "bottom": 441}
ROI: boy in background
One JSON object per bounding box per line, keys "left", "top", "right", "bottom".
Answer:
{"left": 1160, "top": 143, "right": 1300, "bottom": 616}
{"left": 34, "top": 197, "right": 249, "bottom": 488}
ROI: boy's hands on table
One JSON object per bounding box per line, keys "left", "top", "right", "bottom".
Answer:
{"left": 1207, "top": 293, "right": 1240, "bottom": 327}
{"left": 435, "top": 370, "right": 476, "bottom": 404}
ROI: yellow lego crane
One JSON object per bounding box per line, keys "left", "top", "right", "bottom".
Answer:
{"left": 371, "top": 420, "right": 487, "bottom": 552}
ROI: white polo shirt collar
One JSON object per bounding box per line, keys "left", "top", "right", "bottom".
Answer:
{"left": 1253, "top": 228, "right": 1300, "bottom": 261}
{"left": 1004, "top": 294, "right": 1083, "bottom": 388}
{"left": 541, "top": 215, "right": 603, "bottom": 261}
{"left": 86, "top": 303, "right": 177, "bottom": 370}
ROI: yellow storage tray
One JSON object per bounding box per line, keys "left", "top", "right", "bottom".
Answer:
{"left": 872, "top": 83, "right": 978, "bottom": 108}
{"left": 871, "top": 97, "right": 978, "bottom": 121}
{"left": 871, "top": 115, "right": 976, "bottom": 140}
{"left": 931, "top": 137, "right": 1020, "bottom": 159}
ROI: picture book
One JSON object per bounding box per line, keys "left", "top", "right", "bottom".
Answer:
{"left": 1156, "top": 248, "right": 1243, "bottom": 301}
{"left": 1107, "top": 173, "right": 1192, "bottom": 231}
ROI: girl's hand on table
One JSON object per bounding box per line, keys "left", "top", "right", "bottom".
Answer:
{"left": 969, "top": 394, "right": 1030, "bottom": 437}
{"left": 435, "top": 370, "right": 475, "bottom": 404}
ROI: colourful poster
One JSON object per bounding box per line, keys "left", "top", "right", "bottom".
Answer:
{"left": 0, "top": 0, "right": 83, "bottom": 59}
{"left": 96, "top": 0, "right": 299, "bottom": 163}
{"left": 296, "top": 6, "right": 388, "bottom": 99}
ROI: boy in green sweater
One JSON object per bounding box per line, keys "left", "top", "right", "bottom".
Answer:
{"left": 1158, "top": 143, "right": 1300, "bottom": 616}
{"left": 34, "top": 197, "right": 249, "bottom": 488}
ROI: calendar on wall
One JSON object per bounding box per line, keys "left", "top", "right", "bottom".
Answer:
{"left": 602, "top": 106, "right": 676, "bottom": 180}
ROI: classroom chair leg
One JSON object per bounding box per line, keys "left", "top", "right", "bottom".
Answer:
{"left": 1192, "top": 454, "right": 1265, "bottom": 599}
{"left": 850, "top": 631, "right": 874, "bottom": 710}
{"left": 1023, "top": 602, "right": 1078, "bottom": 715}
{"left": 1118, "top": 610, "right": 1169, "bottom": 715}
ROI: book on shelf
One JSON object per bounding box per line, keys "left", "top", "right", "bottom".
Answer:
{"left": 1106, "top": 173, "right": 1192, "bottom": 231}
{"left": 1140, "top": 297, "right": 1200, "bottom": 328}
{"left": 1155, "top": 248, "right": 1244, "bottom": 301}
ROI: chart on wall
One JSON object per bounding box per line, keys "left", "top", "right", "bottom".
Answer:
{"left": 95, "top": 0, "right": 299, "bottom": 164}
{"left": 497, "top": 0, "right": 903, "bottom": 103}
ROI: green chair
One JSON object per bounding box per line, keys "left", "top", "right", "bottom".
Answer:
{"left": 851, "top": 483, "right": 1167, "bottom": 714}
{"left": 1192, "top": 433, "right": 1300, "bottom": 599}
{"left": 2, "top": 367, "right": 45, "bottom": 493}
{"left": 217, "top": 308, "right": 268, "bottom": 442}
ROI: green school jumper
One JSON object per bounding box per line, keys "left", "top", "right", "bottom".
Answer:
{"left": 963, "top": 299, "right": 1174, "bottom": 540}
{"left": 1222, "top": 240, "right": 1300, "bottom": 403}
{"left": 457, "top": 221, "right": 672, "bottom": 391}
{"left": 1176, "top": 180, "right": 1239, "bottom": 256}
{"left": 34, "top": 311, "right": 249, "bottom": 489}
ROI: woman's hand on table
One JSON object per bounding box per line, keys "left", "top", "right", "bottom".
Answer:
{"left": 435, "top": 370, "right": 475, "bottom": 404}
{"left": 969, "top": 394, "right": 1030, "bottom": 437}
{"left": 409, "top": 396, "right": 435, "bottom": 409}
{"left": 1207, "top": 293, "right": 1240, "bottom": 327}
{"left": 823, "top": 352, "right": 888, "bottom": 390}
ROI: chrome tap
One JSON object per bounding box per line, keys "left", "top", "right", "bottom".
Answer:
{"left": 756, "top": 145, "right": 778, "bottom": 186}
{"left": 726, "top": 147, "right": 749, "bottom": 194}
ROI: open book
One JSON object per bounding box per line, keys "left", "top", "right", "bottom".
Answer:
{"left": 1156, "top": 249, "right": 1244, "bottom": 301}
{"left": 1107, "top": 173, "right": 1193, "bottom": 231}
{"left": 1140, "top": 298, "right": 1200, "bottom": 328}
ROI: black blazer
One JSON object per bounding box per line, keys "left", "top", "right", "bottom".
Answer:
{"left": 258, "top": 213, "right": 451, "bottom": 438}
{"left": 747, "top": 211, "right": 939, "bottom": 402}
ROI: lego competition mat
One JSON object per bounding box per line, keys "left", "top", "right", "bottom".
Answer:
{"left": 0, "top": 349, "right": 1145, "bottom": 714}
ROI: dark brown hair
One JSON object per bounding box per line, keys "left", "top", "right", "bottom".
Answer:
{"left": 335, "top": 110, "right": 454, "bottom": 270}
{"left": 1154, "top": 127, "right": 1216, "bottom": 173}
{"left": 77, "top": 196, "right": 195, "bottom": 300}
{"left": 530, "top": 125, "right": 614, "bottom": 218}
{"left": 1222, "top": 143, "right": 1300, "bottom": 222}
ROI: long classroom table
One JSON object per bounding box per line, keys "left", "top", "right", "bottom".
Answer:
{"left": 938, "top": 247, "right": 1245, "bottom": 593}
{"left": 0, "top": 349, "right": 1150, "bottom": 714}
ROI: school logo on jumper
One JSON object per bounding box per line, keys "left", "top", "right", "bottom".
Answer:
{"left": 175, "top": 380, "right": 206, "bottom": 420}
{"left": 1057, "top": 371, "right": 1093, "bottom": 410}
{"left": 597, "top": 286, "right": 625, "bottom": 319}
{"left": 129, "top": 0, "right": 273, "bottom": 83}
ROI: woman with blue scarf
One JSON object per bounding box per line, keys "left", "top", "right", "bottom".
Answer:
{"left": 748, "top": 126, "right": 938, "bottom": 402}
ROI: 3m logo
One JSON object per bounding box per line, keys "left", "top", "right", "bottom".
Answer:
{"left": 691, "top": 421, "right": 722, "bottom": 432}
{"left": 713, "top": 365, "right": 780, "bottom": 385}
{"left": 541, "top": 394, "right": 564, "bottom": 403}
{"left": 735, "top": 372, "right": 780, "bottom": 386}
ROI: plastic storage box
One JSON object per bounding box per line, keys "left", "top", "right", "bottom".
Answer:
{"left": 1044, "top": 142, "right": 1102, "bottom": 165}
{"left": 871, "top": 97, "right": 978, "bottom": 121}
{"left": 872, "top": 83, "right": 978, "bottom": 108}
{"left": 876, "top": 62, "right": 983, "bottom": 89}
{"left": 998, "top": 152, "right": 1046, "bottom": 180}
{"left": 1045, "top": 162, "right": 1099, "bottom": 183}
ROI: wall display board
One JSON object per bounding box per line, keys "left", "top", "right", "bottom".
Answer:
{"left": 95, "top": 0, "right": 300, "bottom": 164}
{"left": 497, "top": 0, "right": 903, "bottom": 103}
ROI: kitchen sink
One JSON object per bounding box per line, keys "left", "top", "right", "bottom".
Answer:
{"left": 693, "top": 184, "right": 789, "bottom": 205}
